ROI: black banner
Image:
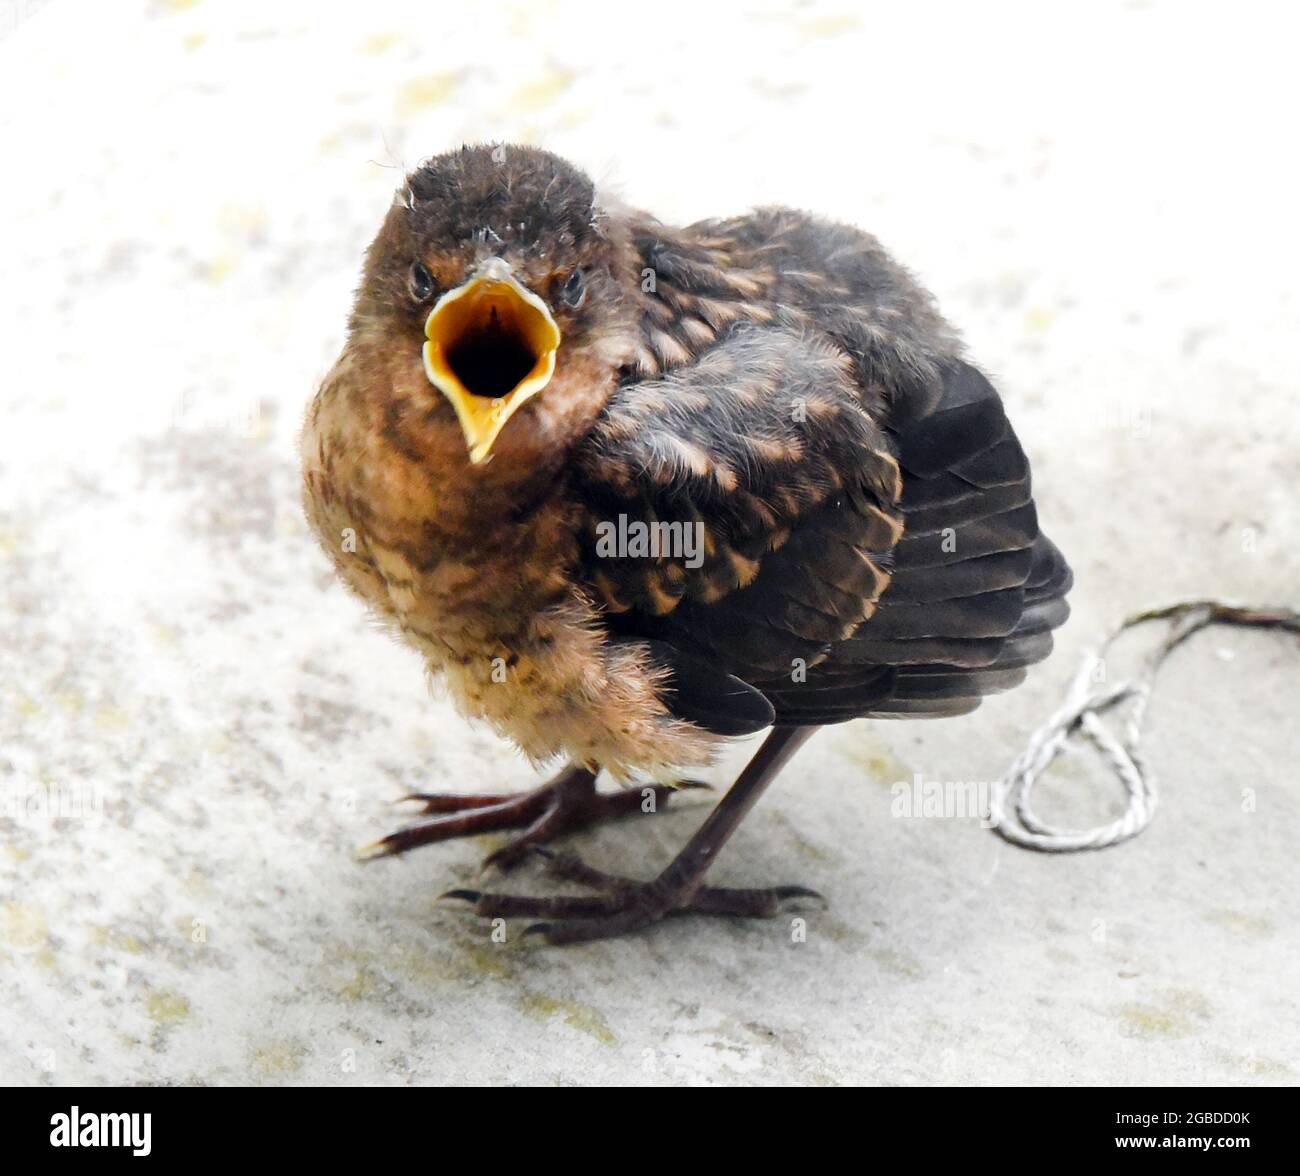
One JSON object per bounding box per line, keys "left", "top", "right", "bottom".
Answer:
{"left": 4, "top": 1085, "right": 1291, "bottom": 1162}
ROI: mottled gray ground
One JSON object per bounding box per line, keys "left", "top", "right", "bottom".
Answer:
{"left": 1, "top": 1, "right": 1297, "bottom": 1086}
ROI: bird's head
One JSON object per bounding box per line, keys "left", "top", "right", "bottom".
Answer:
{"left": 350, "top": 144, "right": 637, "bottom": 473}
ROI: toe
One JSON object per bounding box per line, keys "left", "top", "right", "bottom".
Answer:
{"left": 688, "top": 884, "right": 826, "bottom": 917}
{"left": 394, "top": 792, "right": 516, "bottom": 814}
{"left": 359, "top": 800, "right": 538, "bottom": 861}
{"left": 537, "top": 850, "right": 634, "bottom": 891}
{"left": 526, "top": 906, "right": 663, "bottom": 945}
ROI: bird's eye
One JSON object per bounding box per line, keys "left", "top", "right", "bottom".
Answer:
{"left": 559, "top": 268, "right": 587, "bottom": 309}
{"left": 409, "top": 262, "right": 435, "bottom": 303}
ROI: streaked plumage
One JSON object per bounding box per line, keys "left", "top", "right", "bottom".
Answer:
{"left": 301, "top": 145, "right": 1071, "bottom": 943}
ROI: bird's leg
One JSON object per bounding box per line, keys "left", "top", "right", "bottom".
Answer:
{"left": 441, "top": 725, "right": 822, "bottom": 944}
{"left": 358, "top": 762, "right": 707, "bottom": 873}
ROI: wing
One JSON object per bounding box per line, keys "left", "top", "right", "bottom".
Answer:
{"left": 575, "top": 209, "right": 1071, "bottom": 733}
{"left": 762, "top": 362, "right": 1071, "bottom": 723}
{"left": 572, "top": 324, "right": 906, "bottom": 732}
{"left": 576, "top": 340, "right": 1070, "bottom": 731}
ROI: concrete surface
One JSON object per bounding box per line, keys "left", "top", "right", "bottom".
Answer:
{"left": 1, "top": 0, "right": 1297, "bottom": 1086}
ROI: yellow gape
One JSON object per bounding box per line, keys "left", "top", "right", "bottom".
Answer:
{"left": 422, "top": 257, "right": 560, "bottom": 463}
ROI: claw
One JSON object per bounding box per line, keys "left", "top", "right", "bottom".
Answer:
{"left": 353, "top": 837, "right": 396, "bottom": 862}
{"left": 436, "top": 888, "right": 481, "bottom": 909}
{"left": 774, "top": 885, "right": 828, "bottom": 912}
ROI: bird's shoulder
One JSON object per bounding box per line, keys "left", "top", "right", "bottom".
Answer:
{"left": 626, "top": 206, "right": 962, "bottom": 390}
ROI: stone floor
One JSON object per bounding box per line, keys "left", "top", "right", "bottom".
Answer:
{"left": 1, "top": 0, "right": 1297, "bottom": 1085}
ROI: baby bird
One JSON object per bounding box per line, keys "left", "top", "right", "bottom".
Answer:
{"left": 301, "top": 144, "right": 1071, "bottom": 944}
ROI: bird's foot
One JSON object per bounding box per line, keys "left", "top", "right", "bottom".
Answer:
{"left": 440, "top": 847, "right": 824, "bottom": 945}
{"left": 357, "top": 764, "right": 708, "bottom": 873}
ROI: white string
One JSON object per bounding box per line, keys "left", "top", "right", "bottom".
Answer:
{"left": 987, "top": 600, "right": 1300, "bottom": 852}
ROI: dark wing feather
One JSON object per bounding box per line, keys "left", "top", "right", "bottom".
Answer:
{"left": 794, "top": 364, "right": 1071, "bottom": 723}
{"left": 576, "top": 211, "right": 1070, "bottom": 731}
{"left": 575, "top": 324, "right": 904, "bottom": 684}
{"left": 633, "top": 639, "right": 775, "bottom": 736}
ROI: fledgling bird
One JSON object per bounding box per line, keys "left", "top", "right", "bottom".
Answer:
{"left": 302, "top": 144, "right": 1071, "bottom": 944}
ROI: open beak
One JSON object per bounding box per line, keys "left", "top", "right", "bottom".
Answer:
{"left": 422, "top": 257, "right": 561, "bottom": 464}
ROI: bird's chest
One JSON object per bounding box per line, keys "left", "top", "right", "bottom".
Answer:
{"left": 346, "top": 498, "right": 643, "bottom": 767}
{"left": 307, "top": 427, "right": 580, "bottom": 656}
{"left": 302, "top": 373, "right": 699, "bottom": 769}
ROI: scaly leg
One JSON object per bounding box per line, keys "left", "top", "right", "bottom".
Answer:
{"left": 441, "top": 726, "right": 822, "bottom": 944}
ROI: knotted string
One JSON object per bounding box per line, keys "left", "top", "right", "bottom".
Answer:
{"left": 988, "top": 601, "right": 1300, "bottom": 852}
